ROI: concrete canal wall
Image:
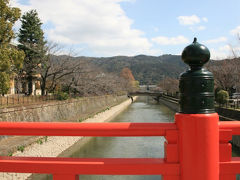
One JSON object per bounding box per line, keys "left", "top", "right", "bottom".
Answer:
{"left": 158, "top": 95, "right": 179, "bottom": 112}
{"left": 0, "top": 95, "right": 127, "bottom": 123}
{"left": 215, "top": 107, "right": 240, "bottom": 121}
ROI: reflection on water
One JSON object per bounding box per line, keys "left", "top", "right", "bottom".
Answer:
{"left": 33, "top": 97, "right": 175, "bottom": 180}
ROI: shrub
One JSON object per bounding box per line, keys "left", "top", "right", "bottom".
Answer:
{"left": 215, "top": 87, "right": 221, "bottom": 99}
{"left": 216, "top": 90, "right": 229, "bottom": 106}
{"left": 37, "top": 139, "right": 43, "bottom": 144}
{"left": 17, "top": 145, "right": 25, "bottom": 153}
{"left": 55, "top": 91, "right": 69, "bottom": 100}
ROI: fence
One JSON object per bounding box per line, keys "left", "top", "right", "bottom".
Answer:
{"left": 163, "top": 93, "right": 240, "bottom": 110}
{"left": 224, "top": 99, "right": 240, "bottom": 110}
{"left": 0, "top": 95, "right": 56, "bottom": 107}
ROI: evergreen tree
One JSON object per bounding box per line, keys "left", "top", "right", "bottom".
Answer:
{"left": 0, "top": 0, "right": 25, "bottom": 95}
{"left": 18, "top": 9, "right": 46, "bottom": 95}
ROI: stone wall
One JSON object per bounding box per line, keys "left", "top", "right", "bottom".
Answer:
{"left": 158, "top": 96, "right": 179, "bottom": 112}
{"left": 215, "top": 107, "right": 240, "bottom": 121}
{"left": 0, "top": 95, "right": 127, "bottom": 123}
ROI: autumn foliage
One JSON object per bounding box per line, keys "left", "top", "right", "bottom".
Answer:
{"left": 120, "top": 67, "right": 139, "bottom": 91}
{"left": 120, "top": 67, "right": 135, "bottom": 81}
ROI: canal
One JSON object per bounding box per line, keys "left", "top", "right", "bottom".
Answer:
{"left": 68, "top": 96, "right": 174, "bottom": 180}
{"left": 33, "top": 96, "right": 174, "bottom": 180}
{"left": 34, "top": 96, "right": 240, "bottom": 180}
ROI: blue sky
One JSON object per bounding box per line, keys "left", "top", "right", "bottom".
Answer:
{"left": 11, "top": 0, "right": 240, "bottom": 59}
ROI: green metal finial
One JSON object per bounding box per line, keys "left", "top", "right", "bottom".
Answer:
{"left": 182, "top": 38, "right": 210, "bottom": 69}
{"left": 193, "top": 37, "right": 197, "bottom": 43}
{"left": 179, "top": 38, "right": 215, "bottom": 114}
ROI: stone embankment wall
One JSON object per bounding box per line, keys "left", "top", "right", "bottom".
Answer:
{"left": 0, "top": 95, "right": 127, "bottom": 123}
{"left": 215, "top": 107, "right": 240, "bottom": 121}
{"left": 158, "top": 95, "right": 179, "bottom": 112}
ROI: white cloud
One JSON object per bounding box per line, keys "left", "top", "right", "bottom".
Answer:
{"left": 10, "top": 0, "right": 156, "bottom": 56}
{"left": 204, "top": 37, "right": 227, "bottom": 44}
{"left": 219, "top": 45, "right": 231, "bottom": 51}
{"left": 197, "top": 26, "right": 206, "bottom": 31}
{"left": 211, "top": 45, "right": 240, "bottom": 59}
{"left": 177, "top": 15, "right": 208, "bottom": 32}
{"left": 153, "top": 27, "right": 159, "bottom": 32}
{"left": 177, "top": 15, "right": 201, "bottom": 25}
{"left": 189, "top": 26, "right": 206, "bottom": 31}
{"left": 202, "top": 17, "right": 208, "bottom": 22}
{"left": 230, "top": 26, "right": 240, "bottom": 35}
{"left": 210, "top": 45, "right": 232, "bottom": 60}
{"left": 152, "top": 36, "right": 190, "bottom": 45}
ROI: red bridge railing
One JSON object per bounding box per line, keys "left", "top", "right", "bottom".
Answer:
{"left": 219, "top": 121, "right": 240, "bottom": 180}
{"left": 0, "top": 118, "right": 239, "bottom": 180}
{"left": 0, "top": 122, "right": 179, "bottom": 180}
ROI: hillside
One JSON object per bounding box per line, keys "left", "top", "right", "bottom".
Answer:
{"left": 75, "top": 54, "right": 187, "bottom": 85}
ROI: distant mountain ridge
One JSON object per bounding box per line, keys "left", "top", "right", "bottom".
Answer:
{"left": 74, "top": 54, "right": 187, "bottom": 85}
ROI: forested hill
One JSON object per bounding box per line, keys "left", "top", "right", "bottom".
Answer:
{"left": 75, "top": 54, "right": 187, "bottom": 85}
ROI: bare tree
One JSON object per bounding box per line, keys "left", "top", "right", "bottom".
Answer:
{"left": 207, "top": 35, "right": 240, "bottom": 93}
{"left": 158, "top": 77, "right": 179, "bottom": 94}
{"left": 60, "top": 66, "right": 128, "bottom": 96}
{"left": 231, "top": 34, "right": 240, "bottom": 92}
{"left": 38, "top": 42, "right": 92, "bottom": 95}
{"left": 207, "top": 60, "right": 236, "bottom": 92}
{"left": 38, "top": 42, "right": 133, "bottom": 96}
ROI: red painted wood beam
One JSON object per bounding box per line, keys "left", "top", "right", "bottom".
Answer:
{"left": 220, "top": 157, "right": 240, "bottom": 174}
{"left": 0, "top": 122, "right": 176, "bottom": 136}
{"left": 176, "top": 113, "right": 219, "bottom": 180}
{"left": 219, "top": 121, "right": 240, "bottom": 135}
{"left": 0, "top": 157, "right": 179, "bottom": 175}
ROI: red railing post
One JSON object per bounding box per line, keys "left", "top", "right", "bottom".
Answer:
{"left": 176, "top": 38, "right": 219, "bottom": 180}
{"left": 176, "top": 113, "right": 219, "bottom": 180}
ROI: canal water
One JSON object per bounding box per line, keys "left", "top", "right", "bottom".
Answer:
{"left": 69, "top": 96, "right": 175, "bottom": 180}
{"left": 33, "top": 96, "right": 174, "bottom": 180}
{"left": 34, "top": 96, "right": 240, "bottom": 180}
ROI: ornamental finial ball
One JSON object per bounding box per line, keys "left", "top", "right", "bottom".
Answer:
{"left": 181, "top": 37, "right": 210, "bottom": 68}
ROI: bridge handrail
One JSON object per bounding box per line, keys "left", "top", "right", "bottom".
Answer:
{"left": 0, "top": 122, "right": 176, "bottom": 136}
{"left": 0, "top": 120, "right": 240, "bottom": 179}
{"left": 0, "top": 121, "right": 179, "bottom": 179}
{"left": 0, "top": 157, "right": 180, "bottom": 175}
{"left": 219, "top": 121, "right": 240, "bottom": 135}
